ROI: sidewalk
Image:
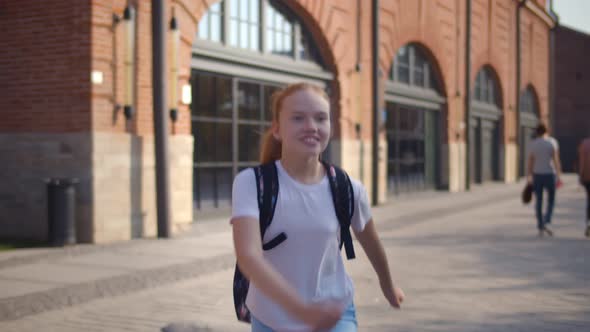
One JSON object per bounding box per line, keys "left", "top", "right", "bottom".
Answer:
{"left": 0, "top": 175, "right": 585, "bottom": 325}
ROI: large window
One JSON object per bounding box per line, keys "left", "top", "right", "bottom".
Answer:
{"left": 386, "top": 104, "right": 439, "bottom": 194}
{"left": 197, "top": 0, "right": 321, "bottom": 64}
{"left": 192, "top": 1, "right": 331, "bottom": 212}
{"left": 385, "top": 44, "right": 444, "bottom": 195}
{"left": 191, "top": 71, "right": 281, "bottom": 210}
{"left": 470, "top": 66, "right": 502, "bottom": 183}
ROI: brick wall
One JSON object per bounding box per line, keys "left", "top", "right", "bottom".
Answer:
{"left": 0, "top": 0, "right": 92, "bottom": 132}
{"left": 554, "top": 26, "right": 590, "bottom": 172}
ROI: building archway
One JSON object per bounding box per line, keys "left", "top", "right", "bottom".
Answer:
{"left": 190, "top": 0, "right": 335, "bottom": 211}
{"left": 470, "top": 65, "right": 503, "bottom": 184}
{"left": 384, "top": 43, "right": 446, "bottom": 195}
{"left": 518, "top": 85, "right": 540, "bottom": 177}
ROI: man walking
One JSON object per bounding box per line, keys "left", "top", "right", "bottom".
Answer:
{"left": 527, "top": 123, "right": 562, "bottom": 237}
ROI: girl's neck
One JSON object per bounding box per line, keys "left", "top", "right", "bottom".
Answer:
{"left": 280, "top": 154, "right": 324, "bottom": 185}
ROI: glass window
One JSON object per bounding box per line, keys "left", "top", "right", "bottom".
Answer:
{"left": 266, "top": 4, "right": 293, "bottom": 56}
{"left": 238, "top": 82, "right": 261, "bottom": 120}
{"left": 193, "top": 121, "right": 232, "bottom": 163}
{"left": 229, "top": 0, "right": 238, "bottom": 18}
{"left": 240, "top": 0, "right": 249, "bottom": 21}
{"left": 210, "top": 13, "right": 221, "bottom": 42}
{"left": 198, "top": 14, "right": 209, "bottom": 40}
{"left": 473, "top": 67, "right": 499, "bottom": 107}
{"left": 264, "top": 85, "right": 280, "bottom": 121}
{"left": 520, "top": 87, "right": 537, "bottom": 114}
{"left": 240, "top": 21, "right": 249, "bottom": 49}
{"left": 385, "top": 104, "right": 437, "bottom": 194}
{"left": 229, "top": 20, "right": 238, "bottom": 47}
{"left": 239, "top": 124, "right": 262, "bottom": 162}
{"left": 196, "top": 0, "right": 322, "bottom": 63}
{"left": 197, "top": 2, "right": 223, "bottom": 43}
{"left": 396, "top": 46, "right": 409, "bottom": 66}
{"left": 392, "top": 44, "right": 436, "bottom": 90}
{"left": 251, "top": 0, "right": 259, "bottom": 22}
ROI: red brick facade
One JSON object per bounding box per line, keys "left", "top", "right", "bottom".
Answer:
{"left": 554, "top": 26, "right": 590, "bottom": 171}
{"left": 0, "top": 0, "right": 554, "bottom": 144}
{"left": 0, "top": 0, "right": 556, "bottom": 242}
{"left": 0, "top": 0, "right": 92, "bottom": 132}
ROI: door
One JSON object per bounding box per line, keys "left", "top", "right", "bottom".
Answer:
{"left": 480, "top": 120, "right": 497, "bottom": 182}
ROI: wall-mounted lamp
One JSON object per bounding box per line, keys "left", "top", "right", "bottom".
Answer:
{"left": 182, "top": 84, "right": 192, "bottom": 105}
{"left": 123, "top": 5, "right": 136, "bottom": 120}
{"left": 169, "top": 7, "right": 180, "bottom": 123}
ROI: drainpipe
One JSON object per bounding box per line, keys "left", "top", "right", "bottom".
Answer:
{"left": 548, "top": 0, "right": 558, "bottom": 136}
{"left": 464, "top": 0, "right": 472, "bottom": 190}
{"left": 371, "top": 0, "right": 380, "bottom": 205}
{"left": 152, "top": 0, "right": 171, "bottom": 238}
{"left": 356, "top": 0, "right": 364, "bottom": 184}
{"left": 516, "top": 0, "right": 525, "bottom": 179}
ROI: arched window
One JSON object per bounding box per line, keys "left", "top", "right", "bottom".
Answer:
{"left": 519, "top": 86, "right": 538, "bottom": 116}
{"left": 391, "top": 45, "right": 439, "bottom": 91}
{"left": 470, "top": 66, "right": 502, "bottom": 183}
{"left": 197, "top": 0, "right": 322, "bottom": 64}
{"left": 385, "top": 44, "right": 445, "bottom": 195}
{"left": 473, "top": 67, "right": 500, "bottom": 106}
{"left": 191, "top": 0, "right": 332, "bottom": 210}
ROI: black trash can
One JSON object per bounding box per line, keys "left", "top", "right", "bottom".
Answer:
{"left": 46, "top": 178, "right": 78, "bottom": 246}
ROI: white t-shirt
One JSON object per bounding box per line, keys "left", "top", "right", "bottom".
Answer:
{"left": 231, "top": 160, "right": 372, "bottom": 332}
{"left": 529, "top": 136, "right": 559, "bottom": 174}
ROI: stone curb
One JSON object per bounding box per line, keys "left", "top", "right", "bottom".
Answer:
{"left": 0, "top": 253, "right": 235, "bottom": 321}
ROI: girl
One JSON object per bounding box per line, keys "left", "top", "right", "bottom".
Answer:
{"left": 231, "top": 83, "right": 404, "bottom": 332}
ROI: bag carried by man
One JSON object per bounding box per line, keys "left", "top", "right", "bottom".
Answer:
{"left": 522, "top": 182, "right": 533, "bottom": 204}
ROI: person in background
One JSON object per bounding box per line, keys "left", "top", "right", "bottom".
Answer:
{"left": 527, "top": 123, "right": 562, "bottom": 237}
{"left": 577, "top": 137, "right": 590, "bottom": 237}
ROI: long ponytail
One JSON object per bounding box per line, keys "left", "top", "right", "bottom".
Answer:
{"left": 259, "top": 82, "right": 329, "bottom": 164}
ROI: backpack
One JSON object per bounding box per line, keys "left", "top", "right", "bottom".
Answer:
{"left": 232, "top": 160, "right": 356, "bottom": 323}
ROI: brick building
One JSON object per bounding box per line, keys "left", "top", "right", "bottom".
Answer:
{"left": 0, "top": 0, "right": 555, "bottom": 243}
{"left": 553, "top": 26, "right": 590, "bottom": 172}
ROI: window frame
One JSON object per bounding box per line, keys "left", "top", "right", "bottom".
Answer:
{"left": 196, "top": 0, "right": 322, "bottom": 66}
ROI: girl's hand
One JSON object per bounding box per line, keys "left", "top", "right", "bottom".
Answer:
{"left": 296, "top": 300, "right": 345, "bottom": 331}
{"left": 380, "top": 280, "right": 405, "bottom": 309}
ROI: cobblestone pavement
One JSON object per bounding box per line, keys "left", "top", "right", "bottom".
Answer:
{"left": 1, "top": 181, "right": 588, "bottom": 332}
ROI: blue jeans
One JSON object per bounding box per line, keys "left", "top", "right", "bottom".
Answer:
{"left": 251, "top": 302, "right": 357, "bottom": 332}
{"left": 533, "top": 174, "right": 556, "bottom": 230}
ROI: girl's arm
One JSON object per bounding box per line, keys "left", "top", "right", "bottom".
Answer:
{"left": 232, "top": 217, "right": 343, "bottom": 328}
{"left": 353, "top": 219, "right": 404, "bottom": 308}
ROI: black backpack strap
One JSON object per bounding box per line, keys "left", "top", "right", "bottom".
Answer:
{"left": 322, "top": 161, "right": 356, "bottom": 260}
{"left": 233, "top": 162, "right": 284, "bottom": 323}
{"left": 255, "top": 162, "right": 286, "bottom": 250}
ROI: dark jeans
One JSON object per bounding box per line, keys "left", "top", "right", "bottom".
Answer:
{"left": 584, "top": 181, "right": 590, "bottom": 223}
{"left": 533, "top": 174, "right": 556, "bottom": 230}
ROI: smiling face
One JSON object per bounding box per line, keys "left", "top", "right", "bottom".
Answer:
{"left": 272, "top": 88, "right": 331, "bottom": 159}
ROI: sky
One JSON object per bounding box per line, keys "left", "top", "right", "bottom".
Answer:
{"left": 552, "top": 0, "right": 590, "bottom": 35}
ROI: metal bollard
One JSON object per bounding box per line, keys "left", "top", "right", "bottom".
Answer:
{"left": 46, "top": 178, "right": 78, "bottom": 246}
